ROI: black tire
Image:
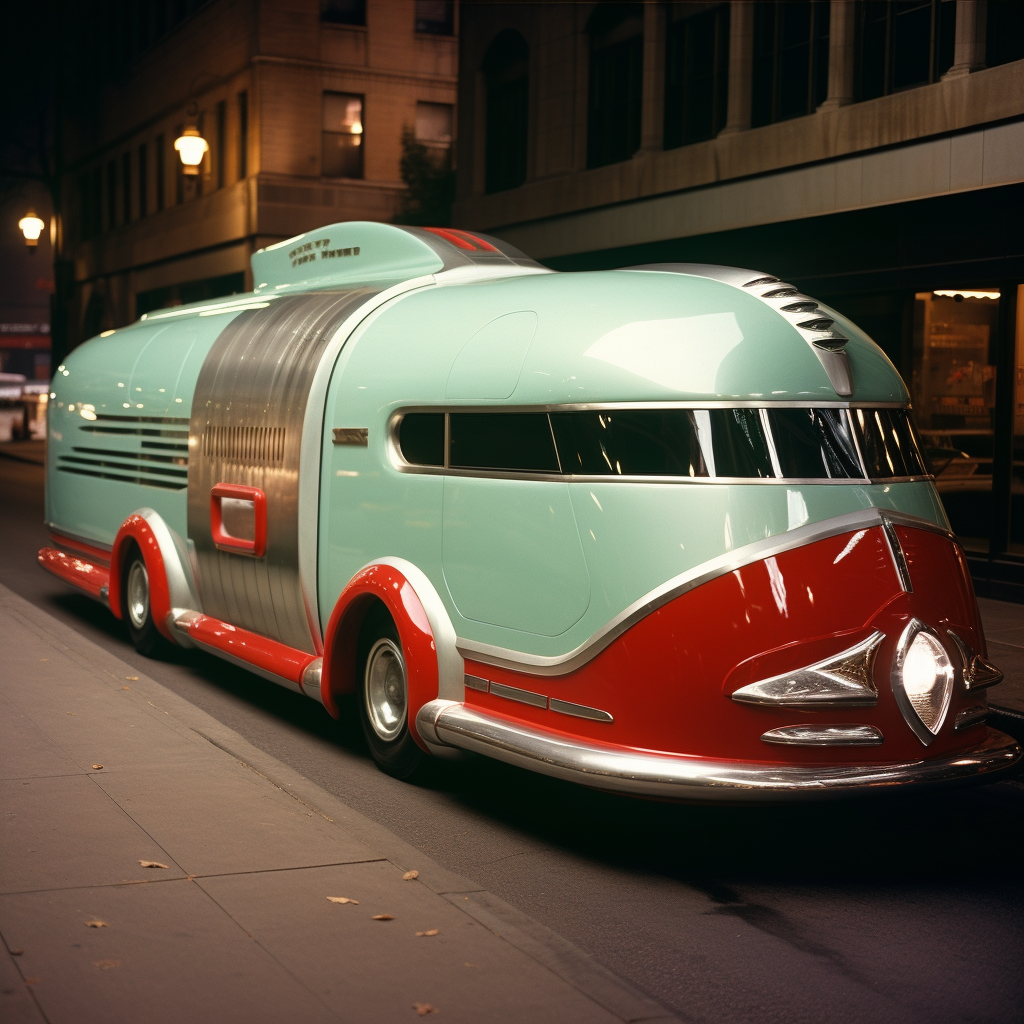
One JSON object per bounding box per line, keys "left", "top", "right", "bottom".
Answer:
{"left": 356, "top": 606, "right": 425, "bottom": 780}
{"left": 121, "top": 546, "right": 168, "bottom": 657}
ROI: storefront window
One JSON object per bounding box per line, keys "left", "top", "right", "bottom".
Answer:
{"left": 1010, "top": 285, "right": 1024, "bottom": 554}
{"left": 912, "top": 289, "right": 1000, "bottom": 552}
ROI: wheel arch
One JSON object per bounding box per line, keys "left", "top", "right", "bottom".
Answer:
{"left": 321, "top": 559, "right": 464, "bottom": 750}
{"left": 109, "top": 510, "right": 199, "bottom": 643}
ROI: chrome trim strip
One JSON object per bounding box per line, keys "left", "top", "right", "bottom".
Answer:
{"left": 489, "top": 681, "right": 547, "bottom": 708}
{"left": 549, "top": 698, "right": 614, "bottom": 723}
{"left": 760, "top": 725, "right": 883, "bottom": 746}
{"left": 422, "top": 702, "right": 1020, "bottom": 800}
{"left": 464, "top": 673, "right": 489, "bottom": 692}
{"left": 332, "top": 428, "right": 368, "bottom": 446}
{"left": 363, "top": 556, "right": 464, "bottom": 703}
{"left": 880, "top": 513, "right": 913, "bottom": 593}
{"left": 457, "top": 508, "right": 953, "bottom": 677}
{"left": 955, "top": 705, "right": 988, "bottom": 731}
{"left": 731, "top": 631, "right": 883, "bottom": 708}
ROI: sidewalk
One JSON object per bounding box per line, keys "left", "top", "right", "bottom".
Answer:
{"left": 0, "top": 583, "right": 677, "bottom": 1024}
{"left": 0, "top": 440, "right": 45, "bottom": 466}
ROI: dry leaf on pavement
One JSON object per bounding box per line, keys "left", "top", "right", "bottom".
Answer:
{"left": 326, "top": 897, "right": 358, "bottom": 904}
{"left": 93, "top": 959, "right": 120, "bottom": 970}
{"left": 10, "top": 948, "right": 23, "bottom": 956}
{"left": 138, "top": 860, "right": 168, "bottom": 869}
{"left": 413, "top": 1003, "right": 438, "bottom": 1016}
{"left": 415, "top": 929, "right": 439, "bottom": 937}
{"left": 92, "top": 765, "right": 103, "bottom": 770}
{"left": 84, "top": 920, "right": 108, "bottom": 928}
{"left": 403, "top": 870, "right": 419, "bottom": 880}
{"left": 125, "top": 676, "right": 139, "bottom": 681}
{"left": 372, "top": 914, "right": 394, "bottom": 921}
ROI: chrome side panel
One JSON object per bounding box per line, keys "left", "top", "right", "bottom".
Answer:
{"left": 188, "top": 290, "right": 379, "bottom": 653}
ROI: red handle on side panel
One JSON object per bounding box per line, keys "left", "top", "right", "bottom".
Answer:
{"left": 210, "top": 484, "right": 267, "bottom": 557}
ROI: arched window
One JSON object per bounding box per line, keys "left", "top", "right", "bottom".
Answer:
{"left": 482, "top": 30, "right": 529, "bottom": 194}
{"left": 586, "top": 3, "right": 643, "bottom": 169}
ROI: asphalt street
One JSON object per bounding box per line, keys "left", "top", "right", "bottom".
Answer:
{"left": 1, "top": 453, "right": 1022, "bottom": 1024}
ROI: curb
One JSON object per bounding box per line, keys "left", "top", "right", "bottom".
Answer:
{"left": 0, "top": 583, "right": 679, "bottom": 1024}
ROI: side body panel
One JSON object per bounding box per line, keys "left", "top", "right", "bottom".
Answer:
{"left": 187, "top": 290, "right": 378, "bottom": 654}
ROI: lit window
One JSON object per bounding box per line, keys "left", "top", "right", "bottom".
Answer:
{"left": 322, "top": 93, "right": 364, "bottom": 179}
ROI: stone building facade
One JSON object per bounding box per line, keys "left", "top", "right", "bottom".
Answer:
{"left": 59, "top": 0, "right": 456, "bottom": 343}
{"left": 454, "top": 0, "right": 1024, "bottom": 593}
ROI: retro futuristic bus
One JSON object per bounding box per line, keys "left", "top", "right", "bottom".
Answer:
{"left": 39, "top": 221, "right": 1020, "bottom": 799}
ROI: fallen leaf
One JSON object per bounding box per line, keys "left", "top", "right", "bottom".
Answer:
{"left": 39, "top": 658, "right": 48, "bottom": 661}
{"left": 93, "top": 959, "right": 120, "bottom": 970}
{"left": 413, "top": 1003, "right": 438, "bottom": 1016}
{"left": 463, "top": 963, "right": 477, "bottom": 968}
{"left": 372, "top": 914, "right": 394, "bottom": 921}
{"left": 121, "top": 686, "right": 130, "bottom": 690}
{"left": 92, "top": 765, "right": 104, "bottom": 770}
{"left": 403, "top": 870, "right": 419, "bottom": 881}
{"left": 66, "top": 712, "right": 76, "bottom": 716}
{"left": 138, "top": 860, "right": 168, "bottom": 869}
{"left": 25, "top": 977, "right": 40, "bottom": 985}
{"left": 84, "top": 920, "right": 108, "bottom": 928}
{"left": 326, "top": 897, "right": 358, "bottom": 905}
{"left": 125, "top": 676, "right": 138, "bottom": 681}
{"left": 10, "top": 948, "right": 23, "bottom": 956}
{"left": 415, "top": 929, "right": 439, "bottom": 937}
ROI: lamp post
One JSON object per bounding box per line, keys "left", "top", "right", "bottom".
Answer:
{"left": 18, "top": 210, "right": 46, "bottom": 252}
{"left": 174, "top": 124, "right": 209, "bottom": 176}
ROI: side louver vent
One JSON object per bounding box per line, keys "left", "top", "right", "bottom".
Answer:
{"left": 202, "top": 425, "right": 286, "bottom": 463}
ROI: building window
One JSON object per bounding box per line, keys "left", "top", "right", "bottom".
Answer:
{"left": 138, "top": 143, "right": 148, "bottom": 217}
{"left": 482, "top": 30, "right": 528, "bottom": 194}
{"left": 320, "top": 0, "right": 365, "bottom": 25}
{"left": 215, "top": 100, "right": 226, "bottom": 189}
{"left": 985, "top": 0, "right": 1024, "bottom": 69}
{"left": 106, "top": 160, "right": 117, "bottom": 229}
{"left": 856, "top": 0, "right": 955, "bottom": 100}
{"left": 122, "top": 151, "right": 132, "bottom": 222}
{"left": 415, "top": 1, "right": 453, "bottom": 36}
{"left": 751, "top": 0, "right": 830, "bottom": 127}
{"left": 322, "top": 92, "right": 364, "bottom": 178}
{"left": 587, "top": 4, "right": 643, "bottom": 169}
{"left": 155, "top": 134, "right": 165, "bottom": 212}
{"left": 238, "top": 92, "right": 248, "bottom": 179}
{"left": 664, "top": 3, "right": 730, "bottom": 149}
{"left": 416, "top": 102, "right": 453, "bottom": 164}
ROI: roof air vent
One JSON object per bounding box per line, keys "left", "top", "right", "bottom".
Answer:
{"left": 781, "top": 300, "right": 819, "bottom": 313}
{"left": 743, "top": 276, "right": 779, "bottom": 288}
{"left": 761, "top": 286, "right": 799, "bottom": 298}
{"left": 797, "top": 316, "right": 836, "bottom": 331}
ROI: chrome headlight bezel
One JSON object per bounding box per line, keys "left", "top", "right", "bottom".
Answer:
{"left": 891, "top": 618, "right": 954, "bottom": 745}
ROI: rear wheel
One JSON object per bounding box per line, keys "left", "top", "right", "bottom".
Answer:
{"left": 357, "top": 608, "right": 425, "bottom": 780}
{"left": 122, "top": 547, "right": 167, "bottom": 657}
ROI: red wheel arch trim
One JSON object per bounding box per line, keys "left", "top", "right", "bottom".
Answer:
{"left": 322, "top": 560, "right": 463, "bottom": 749}
{"left": 108, "top": 514, "right": 175, "bottom": 639}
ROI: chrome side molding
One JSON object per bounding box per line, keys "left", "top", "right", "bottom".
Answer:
{"left": 731, "top": 631, "right": 883, "bottom": 708}
{"left": 955, "top": 705, "right": 988, "bottom": 732}
{"left": 464, "top": 673, "right": 614, "bottom": 723}
{"left": 761, "top": 724, "right": 883, "bottom": 747}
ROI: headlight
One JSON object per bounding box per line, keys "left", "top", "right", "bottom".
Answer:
{"left": 892, "top": 620, "right": 954, "bottom": 744}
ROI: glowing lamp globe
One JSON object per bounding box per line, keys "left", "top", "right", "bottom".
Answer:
{"left": 174, "top": 127, "right": 209, "bottom": 176}
{"left": 19, "top": 211, "right": 45, "bottom": 250}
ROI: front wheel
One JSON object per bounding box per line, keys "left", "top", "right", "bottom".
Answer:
{"left": 122, "top": 547, "right": 168, "bottom": 657}
{"left": 357, "top": 609, "right": 425, "bottom": 780}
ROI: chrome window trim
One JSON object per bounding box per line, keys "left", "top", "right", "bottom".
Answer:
{"left": 457, "top": 508, "right": 955, "bottom": 676}
{"left": 387, "top": 405, "right": 933, "bottom": 485}
{"left": 880, "top": 513, "right": 914, "bottom": 593}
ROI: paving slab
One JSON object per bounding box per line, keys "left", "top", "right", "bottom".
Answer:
{"left": 0, "top": 581, "right": 678, "bottom": 1024}
{"left": 0, "top": 882, "right": 340, "bottom": 1024}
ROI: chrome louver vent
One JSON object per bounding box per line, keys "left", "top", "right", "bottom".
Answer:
{"left": 201, "top": 424, "right": 286, "bottom": 463}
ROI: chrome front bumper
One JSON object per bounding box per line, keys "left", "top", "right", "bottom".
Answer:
{"left": 416, "top": 701, "right": 1022, "bottom": 801}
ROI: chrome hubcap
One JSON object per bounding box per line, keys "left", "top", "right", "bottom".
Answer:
{"left": 364, "top": 638, "right": 407, "bottom": 742}
{"left": 126, "top": 560, "right": 149, "bottom": 630}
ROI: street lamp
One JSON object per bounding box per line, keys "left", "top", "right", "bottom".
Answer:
{"left": 18, "top": 210, "right": 45, "bottom": 252}
{"left": 174, "top": 124, "right": 209, "bottom": 176}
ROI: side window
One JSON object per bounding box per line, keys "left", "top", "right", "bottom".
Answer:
{"left": 398, "top": 413, "right": 445, "bottom": 467}
{"left": 449, "top": 413, "right": 558, "bottom": 473}
{"left": 852, "top": 408, "right": 928, "bottom": 479}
